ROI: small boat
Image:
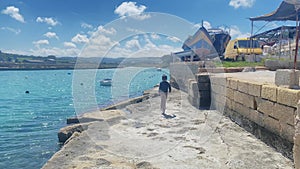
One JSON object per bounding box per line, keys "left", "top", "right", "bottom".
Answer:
{"left": 100, "top": 78, "right": 112, "bottom": 86}
{"left": 156, "top": 68, "right": 162, "bottom": 71}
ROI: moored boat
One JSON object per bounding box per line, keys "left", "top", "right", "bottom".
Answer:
{"left": 100, "top": 78, "right": 112, "bottom": 86}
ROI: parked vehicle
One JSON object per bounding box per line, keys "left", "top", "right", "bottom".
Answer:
{"left": 224, "top": 38, "right": 262, "bottom": 61}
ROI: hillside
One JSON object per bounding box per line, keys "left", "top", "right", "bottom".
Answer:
{"left": 0, "top": 51, "right": 172, "bottom": 70}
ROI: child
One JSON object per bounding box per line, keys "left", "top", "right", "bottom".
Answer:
{"left": 159, "top": 74, "right": 171, "bottom": 115}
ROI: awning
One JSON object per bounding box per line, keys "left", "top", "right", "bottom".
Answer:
{"left": 250, "top": 0, "right": 300, "bottom": 21}
{"left": 250, "top": 0, "right": 300, "bottom": 69}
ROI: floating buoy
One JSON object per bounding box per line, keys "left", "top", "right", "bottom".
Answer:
{"left": 25, "top": 91, "right": 30, "bottom": 94}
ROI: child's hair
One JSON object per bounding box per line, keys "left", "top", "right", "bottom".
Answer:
{"left": 162, "top": 74, "right": 167, "bottom": 80}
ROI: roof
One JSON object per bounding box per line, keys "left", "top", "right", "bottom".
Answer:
{"left": 250, "top": 0, "right": 300, "bottom": 21}
{"left": 251, "top": 26, "right": 296, "bottom": 44}
{"left": 173, "top": 50, "right": 194, "bottom": 57}
{"left": 182, "top": 27, "right": 218, "bottom": 58}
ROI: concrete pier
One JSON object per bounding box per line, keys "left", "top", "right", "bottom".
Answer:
{"left": 43, "top": 87, "right": 293, "bottom": 169}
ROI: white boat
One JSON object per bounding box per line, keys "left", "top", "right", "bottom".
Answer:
{"left": 156, "top": 68, "right": 162, "bottom": 71}
{"left": 100, "top": 78, "right": 112, "bottom": 86}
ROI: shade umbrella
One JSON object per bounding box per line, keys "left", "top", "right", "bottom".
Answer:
{"left": 250, "top": 0, "right": 300, "bottom": 69}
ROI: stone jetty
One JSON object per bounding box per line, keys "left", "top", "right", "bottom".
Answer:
{"left": 42, "top": 85, "right": 293, "bottom": 169}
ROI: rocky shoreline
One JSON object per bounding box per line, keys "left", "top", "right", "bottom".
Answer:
{"left": 42, "top": 87, "right": 293, "bottom": 169}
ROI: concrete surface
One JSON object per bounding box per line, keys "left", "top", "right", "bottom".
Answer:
{"left": 43, "top": 88, "right": 293, "bottom": 169}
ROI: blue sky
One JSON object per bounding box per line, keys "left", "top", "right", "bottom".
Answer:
{"left": 0, "top": 0, "right": 291, "bottom": 57}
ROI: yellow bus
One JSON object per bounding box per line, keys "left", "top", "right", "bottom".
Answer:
{"left": 224, "top": 38, "right": 262, "bottom": 61}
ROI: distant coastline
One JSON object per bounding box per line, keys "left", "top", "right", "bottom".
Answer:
{"left": 0, "top": 62, "right": 120, "bottom": 71}
{"left": 0, "top": 51, "right": 171, "bottom": 71}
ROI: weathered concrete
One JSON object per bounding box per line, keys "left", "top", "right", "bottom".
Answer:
{"left": 265, "top": 60, "right": 300, "bottom": 71}
{"left": 275, "top": 69, "right": 300, "bottom": 88}
{"left": 43, "top": 88, "right": 293, "bottom": 169}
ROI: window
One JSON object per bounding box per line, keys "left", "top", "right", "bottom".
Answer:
{"left": 238, "top": 40, "right": 260, "bottom": 48}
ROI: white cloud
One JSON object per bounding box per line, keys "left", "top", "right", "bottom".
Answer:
{"left": 151, "top": 33, "right": 160, "bottom": 40}
{"left": 224, "top": 25, "right": 251, "bottom": 39}
{"left": 33, "top": 39, "right": 49, "bottom": 48}
{"left": 36, "top": 17, "right": 59, "bottom": 26}
{"left": 44, "top": 32, "right": 59, "bottom": 39}
{"left": 80, "top": 34, "right": 117, "bottom": 57}
{"left": 1, "top": 27, "right": 21, "bottom": 34}
{"left": 4, "top": 45, "right": 80, "bottom": 57}
{"left": 126, "top": 27, "right": 143, "bottom": 34}
{"left": 108, "top": 35, "right": 181, "bottom": 58}
{"left": 125, "top": 44, "right": 181, "bottom": 58}
{"left": 229, "top": 0, "right": 255, "bottom": 9}
{"left": 97, "top": 26, "right": 116, "bottom": 35}
{"left": 1, "top": 6, "right": 25, "bottom": 23}
{"left": 29, "top": 47, "right": 80, "bottom": 57}
{"left": 167, "top": 36, "right": 181, "bottom": 43}
{"left": 125, "top": 39, "right": 141, "bottom": 50}
{"left": 114, "top": 1, "right": 150, "bottom": 20}
{"left": 81, "top": 23, "right": 93, "bottom": 29}
{"left": 64, "top": 42, "right": 77, "bottom": 48}
{"left": 194, "top": 21, "right": 212, "bottom": 29}
{"left": 203, "top": 21, "right": 212, "bottom": 29}
{"left": 71, "top": 34, "right": 89, "bottom": 44}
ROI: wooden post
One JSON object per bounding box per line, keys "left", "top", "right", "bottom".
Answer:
{"left": 250, "top": 21, "right": 254, "bottom": 61}
{"left": 295, "top": 10, "right": 299, "bottom": 70}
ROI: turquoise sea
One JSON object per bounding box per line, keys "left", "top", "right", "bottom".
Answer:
{"left": 0, "top": 67, "right": 168, "bottom": 169}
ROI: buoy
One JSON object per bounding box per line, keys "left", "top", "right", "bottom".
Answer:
{"left": 25, "top": 91, "right": 30, "bottom": 94}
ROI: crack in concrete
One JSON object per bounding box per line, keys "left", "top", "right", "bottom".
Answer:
{"left": 214, "top": 120, "right": 232, "bottom": 166}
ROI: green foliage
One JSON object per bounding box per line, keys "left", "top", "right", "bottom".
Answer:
{"left": 217, "top": 61, "right": 264, "bottom": 68}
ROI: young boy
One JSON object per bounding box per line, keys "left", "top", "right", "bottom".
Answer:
{"left": 159, "top": 74, "right": 171, "bottom": 115}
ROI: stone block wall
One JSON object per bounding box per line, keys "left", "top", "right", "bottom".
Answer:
{"left": 187, "top": 74, "right": 211, "bottom": 109}
{"left": 210, "top": 76, "right": 298, "bottom": 144}
{"left": 172, "top": 61, "right": 300, "bottom": 165}
{"left": 169, "top": 62, "right": 204, "bottom": 92}
{"left": 295, "top": 102, "right": 300, "bottom": 169}
{"left": 189, "top": 73, "right": 299, "bottom": 161}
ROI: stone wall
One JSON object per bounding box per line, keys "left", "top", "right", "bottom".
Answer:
{"left": 209, "top": 75, "right": 298, "bottom": 159}
{"left": 295, "top": 102, "right": 300, "bottom": 168}
{"left": 187, "top": 74, "right": 211, "bottom": 109}
{"left": 265, "top": 60, "right": 300, "bottom": 71}
{"left": 169, "top": 62, "right": 204, "bottom": 92}
{"left": 187, "top": 72, "right": 300, "bottom": 162}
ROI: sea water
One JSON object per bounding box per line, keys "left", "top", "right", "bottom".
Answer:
{"left": 0, "top": 67, "right": 168, "bottom": 169}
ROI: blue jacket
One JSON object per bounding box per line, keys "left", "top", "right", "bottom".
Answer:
{"left": 159, "top": 81, "right": 171, "bottom": 93}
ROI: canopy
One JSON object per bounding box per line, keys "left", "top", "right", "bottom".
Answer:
{"left": 250, "top": 0, "right": 300, "bottom": 69}
{"left": 250, "top": 0, "right": 300, "bottom": 21}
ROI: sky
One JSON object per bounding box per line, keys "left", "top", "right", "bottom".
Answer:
{"left": 0, "top": 0, "right": 292, "bottom": 58}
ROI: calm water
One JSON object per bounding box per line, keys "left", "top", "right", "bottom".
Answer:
{"left": 0, "top": 67, "right": 168, "bottom": 169}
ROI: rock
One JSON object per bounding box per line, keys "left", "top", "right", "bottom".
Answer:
{"left": 136, "top": 161, "right": 158, "bottom": 169}
{"left": 64, "top": 131, "right": 81, "bottom": 145}
{"left": 96, "top": 158, "right": 111, "bottom": 166}
{"left": 242, "top": 67, "right": 256, "bottom": 72}
{"left": 58, "top": 123, "right": 89, "bottom": 143}
{"left": 264, "top": 60, "right": 279, "bottom": 71}
{"left": 67, "top": 117, "right": 103, "bottom": 124}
